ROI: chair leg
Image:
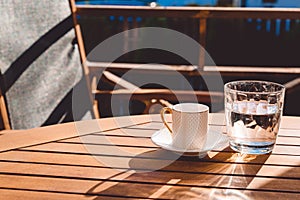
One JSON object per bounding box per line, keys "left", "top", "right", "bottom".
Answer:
{"left": 0, "top": 94, "right": 11, "bottom": 130}
{"left": 93, "top": 100, "right": 100, "bottom": 119}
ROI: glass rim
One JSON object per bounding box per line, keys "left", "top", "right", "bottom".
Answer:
{"left": 224, "top": 80, "right": 285, "bottom": 94}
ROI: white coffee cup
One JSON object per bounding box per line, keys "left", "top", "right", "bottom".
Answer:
{"left": 160, "top": 103, "right": 209, "bottom": 150}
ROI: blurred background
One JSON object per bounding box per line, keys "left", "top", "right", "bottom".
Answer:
{"left": 75, "top": 0, "right": 300, "bottom": 117}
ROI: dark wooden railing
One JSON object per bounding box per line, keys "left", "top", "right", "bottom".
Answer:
{"left": 74, "top": 5, "right": 300, "bottom": 115}
{"left": 75, "top": 5, "right": 300, "bottom": 74}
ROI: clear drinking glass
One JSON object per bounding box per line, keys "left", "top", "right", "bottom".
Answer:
{"left": 224, "top": 80, "right": 285, "bottom": 154}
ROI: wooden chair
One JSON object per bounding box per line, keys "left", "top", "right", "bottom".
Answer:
{"left": 89, "top": 64, "right": 225, "bottom": 116}
{"left": 72, "top": 8, "right": 225, "bottom": 115}
{"left": 0, "top": 0, "right": 98, "bottom": 130}
{"left": 74, "top": 5, "right": 300, "bottom": 117}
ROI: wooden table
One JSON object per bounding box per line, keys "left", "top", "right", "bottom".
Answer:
{"left": 0, "top": 113, "right": 299, "bottom": 199}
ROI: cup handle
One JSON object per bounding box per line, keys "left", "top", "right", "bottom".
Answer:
{"left": 160, "top": 107, "right": 172, "bottom": 134}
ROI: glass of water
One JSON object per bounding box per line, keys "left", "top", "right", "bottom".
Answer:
{"left": 224, "top": 80, "right": 285, "bottom": 154}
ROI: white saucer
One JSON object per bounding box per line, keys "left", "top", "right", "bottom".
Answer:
{"left": 151, "top": 128, "right": 229, "bottom": 156}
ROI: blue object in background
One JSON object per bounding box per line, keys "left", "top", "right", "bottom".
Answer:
{"left": 265, "top": 19, "right": 271, "bottom": 32}
{"left": 156, "top": 0, "right": 217, "bottom": 6}
{"left": 246, "top": 0, "right": 300, "bottom": 8}
{"left": 285, "top": 19, "right": 291, "bottom": 32}
{"left": 76, "top": 0, "right": 218, "bottom": 6}
{"left": 76, "top": 0, "right": 300, "bottom": 7}
{"left": 275, "top": 19, "right": 281, "bottom": 36}
{"left": 76, "top": 0, "right": 150, "bottom": 6}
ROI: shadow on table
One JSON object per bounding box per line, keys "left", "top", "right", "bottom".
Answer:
{"left": 85, "top": 147, "right": 270, "bottom": 199}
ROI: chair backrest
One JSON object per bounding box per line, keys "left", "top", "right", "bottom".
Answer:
{"left": 0, "top": 0, "right": 95, "bottom": 129}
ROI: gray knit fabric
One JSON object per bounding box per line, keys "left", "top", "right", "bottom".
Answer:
{"left": 0, "top": 0, "right": 93, "bottom": 129}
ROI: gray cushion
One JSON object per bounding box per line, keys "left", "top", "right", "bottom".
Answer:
{"left": 0, "top": 0, "right": 92, "bottom": 129}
